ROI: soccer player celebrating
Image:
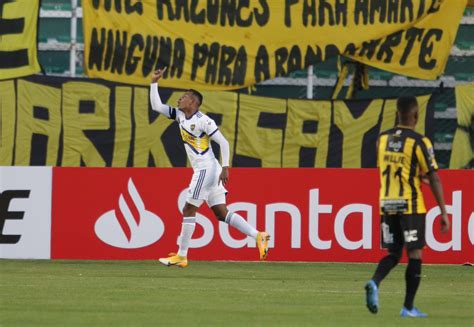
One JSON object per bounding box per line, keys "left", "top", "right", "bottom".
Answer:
{"left": 149, "top": 68, "right": 270, "bottom": 268}
{"left": 365, "top": 96, "right": 450, "bottom": 317}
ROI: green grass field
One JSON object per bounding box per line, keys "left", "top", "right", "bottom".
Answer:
{"left": 0, "top": 260, "right": 472, "bottom": 326}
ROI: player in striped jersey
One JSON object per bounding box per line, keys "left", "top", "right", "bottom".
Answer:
{"left": 365, "top": 96, "right": 450, "bottom": 317}
{"left": 149, "top": 68, "right": 270, "bottom": 267}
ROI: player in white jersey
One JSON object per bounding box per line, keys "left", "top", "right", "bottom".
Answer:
{"left": 149, "top": 68, "right": 270, "bottom": 267}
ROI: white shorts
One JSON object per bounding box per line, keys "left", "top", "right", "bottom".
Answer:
{"left": 186, "top": 164, "right": 227, "bottom": 208}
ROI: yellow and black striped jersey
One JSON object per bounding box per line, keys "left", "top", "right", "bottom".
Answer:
{"left": 377, "top": 126, "right": 438, "bottom": 214}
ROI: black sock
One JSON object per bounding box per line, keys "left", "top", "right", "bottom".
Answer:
{"left": 404, "top": 259, "right": 422, "bottom": 310}
{"left": 372, "top": 254, "right": 399, "bottom": 286}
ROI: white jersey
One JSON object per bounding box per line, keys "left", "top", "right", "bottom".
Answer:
{"left": 167, "top": 106, "right": 220, "bottom": 171}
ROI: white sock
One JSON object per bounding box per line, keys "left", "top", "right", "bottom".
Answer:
{"left": 225, "top": 212, "right": 258, "bottom": 239}
{"left": 177, "top": 217, "right": 196, "bottom": 257}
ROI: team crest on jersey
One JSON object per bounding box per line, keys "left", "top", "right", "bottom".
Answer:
{"left": 191, "top": 124, "right": 196, "bottom": 131}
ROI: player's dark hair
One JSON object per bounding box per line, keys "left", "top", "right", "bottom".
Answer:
{"left": 397, "top": 96, "right": 418, "bottom": 115}
{"left": 187, "top": 89, "right": 203, "bottom": 106}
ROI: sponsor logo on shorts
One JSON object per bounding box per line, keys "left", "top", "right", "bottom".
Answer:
{"left": 404, "top": 230, "right": 418, "bottom": 243}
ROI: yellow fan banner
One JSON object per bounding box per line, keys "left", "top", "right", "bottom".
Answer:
{"left": 1, "top": 76, "right": 435, "bottom": 168}
{"left": 450, "top": 83, "right": 474, "bottom": 169}
{"left": 83, "top": 0, "right": 467, "bottom": 90}
{"left": 0, "top": 0, "right": 40, "bottom": 80}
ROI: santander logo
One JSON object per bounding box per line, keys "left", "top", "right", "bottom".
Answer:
{"left": 94, "top": 178, "right": 164, "bottom": 249}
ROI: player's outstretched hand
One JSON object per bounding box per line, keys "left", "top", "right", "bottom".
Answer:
{"left": 151, "top": 67, "right": 167, "bottom": 83}
{"left": 219, "top": 167, "right": 229, "bottom": 186}
{"left": 440, "top": 212, "right": 450, "bottom": 234}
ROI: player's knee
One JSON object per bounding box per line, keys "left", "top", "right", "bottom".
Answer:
{"left": 211, "top": 205, "right": 228, "bottom": 222}
{"left": 215, "top": 209, "right": 228, "bottom": 221}
{"left": 183, "top": 203, "right": 198, "bottom": 217}
{"left": 407, "top": 249, "right": 423, "bottom": 260}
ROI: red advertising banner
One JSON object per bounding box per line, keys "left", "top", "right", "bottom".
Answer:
{"left": 51, "top": 168, "right": 473, "bottom": 264}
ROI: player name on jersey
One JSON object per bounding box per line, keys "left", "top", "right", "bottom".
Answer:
{"left": 383, "top": 154, "right": 405, "bottom": 165}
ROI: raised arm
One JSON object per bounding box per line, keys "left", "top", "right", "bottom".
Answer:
{"left": 149, "top": 68, "right": 171, "bottom": 116}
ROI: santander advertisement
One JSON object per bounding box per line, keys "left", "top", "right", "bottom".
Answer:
{"left": 52, "top": 168, "right": 473, "bottom": 263}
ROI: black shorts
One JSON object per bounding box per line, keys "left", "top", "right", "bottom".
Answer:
{"left": 380, "top": 214, "right": 426, "bottom": 251}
